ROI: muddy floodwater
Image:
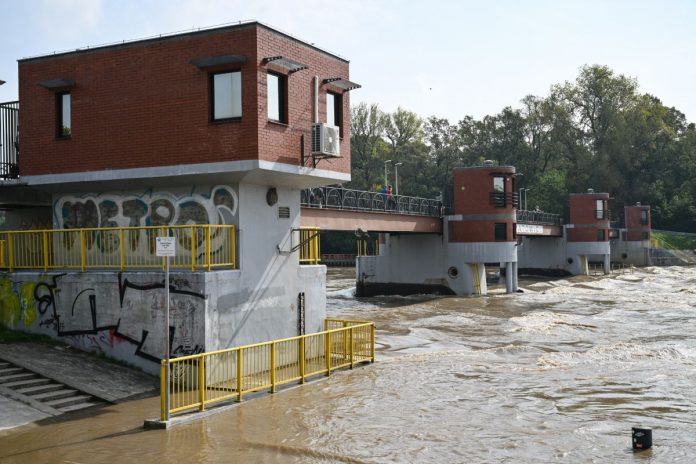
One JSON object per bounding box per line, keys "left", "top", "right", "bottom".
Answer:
{"left": 1, "top": 266, "right": 696, "bottom": 463}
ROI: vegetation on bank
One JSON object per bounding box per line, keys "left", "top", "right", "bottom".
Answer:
{"left": 652, "top": 231, "right": 696, "bottom": 250}
{"left": 0, "top": 326, "right": 57, "bottom": 344}
{"left": 348, "top": 64, "right": 696, "bottom": 233}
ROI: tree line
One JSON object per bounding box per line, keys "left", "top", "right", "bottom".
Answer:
{"left": 348, "top": 65, "right": 696, "bottom": 232}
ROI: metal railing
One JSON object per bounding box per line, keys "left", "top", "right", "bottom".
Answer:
{"left": 161, "top": 319, "right": 375, "bottom": 419}
{"left": 489, "top": 191, "right": 520, "bottom": 208}
{"left": 301, "top": 186, "right": 443, "bottom": 217}
{"left": 0, "top": 101, "right": 19, "bottom": 180}
{"left": 595, "top": 209, "right": 611, "bottom": 220}
{"left": 0, "top": 224, "right": 236, "bottom": 271}
{"left": 357, "top": 238, "right": 379, "bottom": 256}
{"left": 299, "top": 227, "right": 321, "bottom": 264}
{"left": 516, "top": 209, "right": 564, "bottom": 226}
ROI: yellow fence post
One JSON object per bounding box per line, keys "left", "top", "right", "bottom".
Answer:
{"left": 231, "top": 226, "right": 236, "bottom": 269}
{"left": 42, "top": 231, "right": 49, "bottom": 271}
{"left": 0, "top": 239, "right": 4, "bottom": 268}
{"left": 325, "top": 332, "right": 331, "bottom": 376}
{"left": 79, "top": 230, "right": 86, "bottom": 272}
{"left": 119, "top": 229, "right": 125, "bottom": 271}
{"left": 371, "top": 323, "right": 376, "bottom": 362}
{"left": 299, "top": 337, "right": 306, "bottom": 384}
{"left": 315, "top": 229, "right": 320, "bottom": 264}
{"left": 270, "top": 342, "right": 277, "bottom": 393}
{"left": 198, "top": 356, "right": 206, "bottom": 411}
{"left": 236, "top": 349, "right": 243, "bottom": 402}
{"left": 191, "top": 225, "right": 196, "bottom": 272}
{"left": 206, "top": 226, "right": 211, "bottom": 272}
{"left": 343, "top": 321, "right": 348, "bottom": 363}
{"left": 349, "top": 327, "right": 354, "bottom": 369}
{"left": 8, "top": 233, "right": 14, "bottom": 271}
{"left": 160, "top": 361, "right": 167, "bottom": 421}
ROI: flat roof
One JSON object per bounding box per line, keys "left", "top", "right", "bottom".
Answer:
{"left": 19, "top": 20, "right": 349, "bottom": 64}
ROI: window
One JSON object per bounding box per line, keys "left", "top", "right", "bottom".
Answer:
{"left": 493, "top": 176, "right": 505, "bottom": 192}
{"left": 267, "top": 72, "right": 286, "bottom": 123}
{"left": 596, "top": 199, "right": 604, "bottom": 219}
{"left": 57, "top": 92, "right": 71, "bottom": 138}
{"left": 597, "top": 229, "right": 605, "bottom": 241}
{"left": 640, "top": 210, "right": 648, "bottom": 225}
{"left": 494, "top": 223, "right": 507, "bottom": 241}
{"left": 326, "top": 92, "right": 342, "bottom": 136}
{"left": 211, "top": 71, "right": 242, "bottom": 120}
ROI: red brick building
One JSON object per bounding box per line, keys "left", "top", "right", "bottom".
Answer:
{"left": 18, "top": 21, "right": 356, "bottom": 190}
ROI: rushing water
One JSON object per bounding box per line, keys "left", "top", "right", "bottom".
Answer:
{"left": 1, "top": 266, "right": 696, "bottom": 463}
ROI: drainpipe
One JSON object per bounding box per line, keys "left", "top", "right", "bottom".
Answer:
{"left": 314, "top": 76, "right": 320, "bottom": 124}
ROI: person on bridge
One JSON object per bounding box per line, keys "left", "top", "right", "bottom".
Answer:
{"left": 387, "top": 185, "right": 395, "bottom": 210}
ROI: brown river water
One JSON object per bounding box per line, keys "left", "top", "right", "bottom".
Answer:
{"left": 1, "top": 266, "right": 696, "bottom": 463}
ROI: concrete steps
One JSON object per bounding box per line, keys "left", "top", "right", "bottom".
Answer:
{"left": 0, "top": 359, "right": 108, "bottom": 415}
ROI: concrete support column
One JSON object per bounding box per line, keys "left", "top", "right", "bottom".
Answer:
{"left": 470, "top": 263, "right": 487, "bottom": 296}
{"left": 580, "top": 255, "right": 589, "bottom": 275}
{"left": 505, "top": 261, "right": 514, "bottom": 294}
{"left": 512, "top": 261, "right": 518, "bottom": 292}
{"left": 603, "top": 253, "right": 611, "bottom": 275}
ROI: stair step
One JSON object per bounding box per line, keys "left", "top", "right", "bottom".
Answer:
{"left": 3, "top": 378, "right": 51, "bottom": 388}
{"left": 0, "top": 367, "right": 24, "bottom": 375}
{"left": 0, "top": 373, "right": 36, "bottom": 384}
{"left": 15, "top": 383, "right": 65, "bottom": 395}
{"left": 32, "top": 389, "right": 79, "bottom": 402}
{"left": 57, "top": 401, "right": 104, "bottom": 413}
{"left": 45, "top": 394, "right": 93, "bottom": 408}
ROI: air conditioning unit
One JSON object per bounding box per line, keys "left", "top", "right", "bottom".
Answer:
{"left": 311, "top": 123, "right": 341, "bottom": 157}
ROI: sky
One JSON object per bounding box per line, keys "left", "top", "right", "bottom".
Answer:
{"left": 1, "top": 0, "right": 695, "bottom": 123}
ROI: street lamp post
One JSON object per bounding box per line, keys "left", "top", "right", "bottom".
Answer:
{"left": 394, "top": 162, "right": 403, "bottom": 195}
{"left": 384, "top": 159, "right": 392, "bottom": 186}
{"left": 524, "top": 189, "right": 532, "bottom": 210}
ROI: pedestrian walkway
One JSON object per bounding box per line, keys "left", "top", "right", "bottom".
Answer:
{"left": 0, "top": 342, "right": 158, "bottom": 431}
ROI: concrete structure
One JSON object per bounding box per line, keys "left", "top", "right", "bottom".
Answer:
{"left": 611, "top": 203, "right": 652, "bottom": 266}
{"left": 357, "top": 164, "right": 520, "bottom": 296}
{"left": 1, "top": 21, "right": 358, "bottom": 373}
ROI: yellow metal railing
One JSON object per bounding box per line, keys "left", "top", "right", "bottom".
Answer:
{"left": 299, "top": 227, "right": 321, "bottom": 264}
{"left": 0, "top": 225, "right": 236, "bottom": 272}
{"left": 161, "top": 319, "right": 375, "bottom": 420}
{"left": 357, "top": 239, "right": 379, "bottom": 256}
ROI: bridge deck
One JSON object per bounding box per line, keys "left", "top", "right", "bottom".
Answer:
{"left": 300, "top": 207, "right": 442, "bottom": 233}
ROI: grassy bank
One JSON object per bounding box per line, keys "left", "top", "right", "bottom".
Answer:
{"left": 0, "top": 326, "right": 57, "bottom": 344}
{"left": 653, "top": 232, "right": 696, "bottom": 250}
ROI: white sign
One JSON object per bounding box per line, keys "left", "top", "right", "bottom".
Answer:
{"left": 156, "top": 236, "right": 176, "bottom": 257}
{"left": 516, "top": 224, "right": 544, "bottom": 235}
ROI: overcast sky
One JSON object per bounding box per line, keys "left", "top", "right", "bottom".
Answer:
{"left": 1, "top": 0, "right": 694, "bottom": 123}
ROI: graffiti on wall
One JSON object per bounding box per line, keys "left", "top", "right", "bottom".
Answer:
{"left": 1, "top": 273, "right": 205, "bottom": 366}
{"left": 54, "top": 185, "right": 238, "bottom": 229}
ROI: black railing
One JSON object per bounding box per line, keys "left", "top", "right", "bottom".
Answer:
{"left": 489, "top": 191, "right": 519, "bottom": 208}
{"left": 516, "top": 210, "right": 564, "bottom": 226}
{"left": 595, "top": 210, "right": 611, "bottom": 220}
{"left": 0, "top": 101, "right": 19, "bottom": 180}
{"left": 301, "top": 187, "right": 443, "bottom": 217}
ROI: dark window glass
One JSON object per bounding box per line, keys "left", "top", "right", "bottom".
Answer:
{"left": 327, "top": 92, "right": 342, "bottom": 135}
{"left": 267, "top": 72, "right": 286, "bottom": 123}
{"left": 640, "top": 210, "right": 648, "bottom": 225}
{"left": 493, "top": 176, "right": 504, "bottom": 192}
{"left": 494, "top": 223, "right": 507, "bottom": 241}
{"left": 211, "top": 71, "right": 241, "bottom": 120}
{"left": 597, "top": 229, "right": 605, "bottom": 241}
{"left": 57, "top": 92, "right": 71, "bottom": 137}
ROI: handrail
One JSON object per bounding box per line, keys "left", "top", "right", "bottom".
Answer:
{"left": 301, "top": 186, "right": 443, "bottom": 217}
{"left": 161, "top": 318, "right": 375, "bottom": 419}
{"left": 298, "top": 227, "right": 321, "bottom": 264}
{"left": 0, "top": 224, "right": 236, "bottom": 272}
{"left": 516, "top": 209, "right": 564, "bottom": 226}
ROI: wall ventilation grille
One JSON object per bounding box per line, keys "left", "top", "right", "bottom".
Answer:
{"left": 278, "top": 206, "right": 290, "bottom": 219}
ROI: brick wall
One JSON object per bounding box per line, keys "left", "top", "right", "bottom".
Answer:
{"left": 18, "top": 23, "right": 351, "bottom": 177}
{"left": 567, "top": 193, "right": 610, "bottom": 242}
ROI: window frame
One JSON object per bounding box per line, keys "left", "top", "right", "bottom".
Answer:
{"left": 56, "top": 91, "right": 71, "bottom": 139}
{"left": 326, "top": 91, "right": 343, "bottom": 137}
{"left": 266, "top": 71, "right": 287, "bottom": 124}
{"left": 597, "top": 229, "right": 606, "bottom": 241}
{"left": 640, "top": 210, "right": 648, "bottom": 225}
{"left": 596, "top": 199, "right": 605, "bottom": 219}
{"left": 209, "top": 70, "right": 242, "bottom": 122}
